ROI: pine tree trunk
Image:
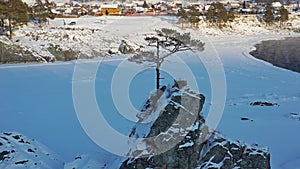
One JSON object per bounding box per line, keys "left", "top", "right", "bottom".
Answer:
{"left": 156, "top": 67, "right": 160, "bottom": 90}
{"left": 8, "top": 18, "right": 12, "bottom": 40}
{"left": 156, "top": 42, "right": 160, "bottom": 90}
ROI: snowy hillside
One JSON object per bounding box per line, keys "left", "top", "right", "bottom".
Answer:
{"left": 9, "top": 16, "right": 174, "bottom": 62}
{"left": 1, "top": 16, "right": 300, "bottom": 169}
{"left": 0, "top": 132, "right": 64, "bottom": 169}
{"left": 4, "top": 15, "right": 299, "bottom": 64}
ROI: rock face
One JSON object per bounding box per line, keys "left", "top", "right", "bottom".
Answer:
{"left": 198, "top": 135, "right": 271, "bottom": 169}
{"left": 0, "top": 132, "right": 64, "bottom": 169}
{"left": 121, "top": 81, "right": 207, "bottom": 169}
{"left": 120, "top": 81, "right": 271, "bottom": 169}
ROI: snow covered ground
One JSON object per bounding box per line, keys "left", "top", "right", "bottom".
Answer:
{"left": 1, "top": 16, "right": 300, "bottom": 168}
{"left": 11, "top": 15, "right": 299, "bottom": 61}
{"left": 13, "top": 16, "right": 177, "bottom": 60}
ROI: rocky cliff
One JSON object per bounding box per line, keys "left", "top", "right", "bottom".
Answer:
{"left": 120, "top": 81, "right": 271, "bottom": 169}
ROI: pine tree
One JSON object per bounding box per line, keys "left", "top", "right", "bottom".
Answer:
{"left": 177, "top": 6, "right": 201, "bottom": 28}
{"left": 279, "top": 6, "right": 289, "bottom": 27}
{"left": 0, "top": 1, "right": 6, "bottom": 29}
{"left": 264, "top": 4, "right": 274, "bottom": 26}
{"left": 206, "top": 5, "right": 215, "bottom": 25}
{"left": 142, "top": 1, "right": 149, "bottom": 9}
{"left": 206, "top": 2, "right": 229, "bottom": 28}
{"left": 177, "top": 7, "right": 189, "bottom": 29}
{"left": 216, "top": 2, "right": 228, "bottom": 27}
{"left": 0, "top": 0, "right": 29, "bottom": 39}
{"left": 31, "top": 0, "right": 54, "bottom": 24}
{"left": 242, "top": 1, "right": 246, "bottom": 9}
{"left": 129, "top": 28, "right": 204, "bottom": 89}
{"left": 188, "top": 6, "right": 200, "bottom": 28}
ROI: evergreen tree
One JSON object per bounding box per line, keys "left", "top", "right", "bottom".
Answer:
{"left": 31, "top": 0, "right": 55, "bottom": 24}
{"left": 206, "top": 2, "right": 229, "bottom": 28}
{"left": 279, "top": 6, "right": 289, "bottom": 27}
{"left": 206, "top": 5, "right": 215, "bottom": 26}
{"left": 0, "top": 1, "right": 6, "bottom": 29}
{"left": 0, "top": 0, "right": 29, "bottom": 39}
{"left": 177, "top": 6, "right": 201, "bottom": 28}
{"left": 242, "top": 1, "right": 246, "bottom": 9}
{"left": 142, "top": 1, "right": 149, "bottom": 9}
{"left": 264, "top": 4, "right": 274, "bottom": 26}
{"left": 188, "top": 6, "right": 200, "bottom": 28}
{"left": 177, "top": 7, "right": 189, "bottom": 29}
{"left": 129, "top": 28, "right": 204, "bottom": 89}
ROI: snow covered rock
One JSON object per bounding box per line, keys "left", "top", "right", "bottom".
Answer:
{"left": 0, "top": 132, "right": 64, "bottom": 169}
{"left": 250, "top": 101, "right": 279, "bottom": 106}
{"left": 198, "top": 134, "right": 271, "bottom": 169}
{"left": 0, "top": 40, "right": 49, "bottom": 64}
{"left": 120, "top": 80, "right": 271, "bottom": 169}
{"left": 289, "top": 112, "right": 300, "bottom": 121}
{"left": 120, "top": 81, "right": 207, "bottom": 169}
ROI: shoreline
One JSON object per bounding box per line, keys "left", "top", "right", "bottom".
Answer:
{"left": 249, "top": 37, "right": 300, "bottom": 73}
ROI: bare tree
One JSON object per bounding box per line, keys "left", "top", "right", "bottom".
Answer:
{"left": 129, "top": 28, "right": 204, "bottom": 89}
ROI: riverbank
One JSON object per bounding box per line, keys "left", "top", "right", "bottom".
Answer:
{"left": 1, "top": 15, "right": 300, "bottom": 64}
{"left": 250, "top": 37, "right": 300, "bottom": 73}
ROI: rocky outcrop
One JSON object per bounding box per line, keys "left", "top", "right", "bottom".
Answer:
{"left": 250, "top": 101, "right": 279, "bottom": 106}
{"left": 0, "top": 40, "right": 48, "bottom": 63}
{"left": 0, "top": 132, "right": 64, "bottom": 169}
{"left": 198, "top": 134, "right": 271, "bottom": 169}
{"left": 250, "top": 37, "right": 300, "bottom": 73}
{"left": 121, "top": 81, "right": 207, "bottom": 169}
{"left": 120, "top": 81, "right": 271, "bottom": 169}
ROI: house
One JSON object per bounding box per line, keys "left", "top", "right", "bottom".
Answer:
{"left": 272, "top": 1, "right": 282, "bottom": 10}
{"left": 100, "top": 4, "right": 121, "bottom": 15}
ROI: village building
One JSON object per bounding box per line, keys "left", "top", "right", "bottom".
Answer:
{"left": 100, "top": 4, "right": 121, "bottom": 15}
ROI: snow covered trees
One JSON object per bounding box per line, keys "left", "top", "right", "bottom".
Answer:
{"left": 0, "top": 0, "right": 29, "bottom": 40}
{"left": 129, "top": 28, "right": 204, "bottom": 89}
